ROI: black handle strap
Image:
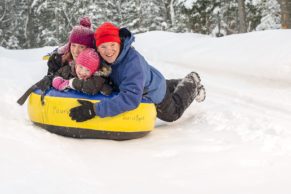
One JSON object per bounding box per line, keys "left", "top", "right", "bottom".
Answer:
{"left": 17, "top": 85, "right": 38, "bottom": 105}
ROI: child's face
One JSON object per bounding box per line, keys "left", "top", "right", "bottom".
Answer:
{"left": 75, "top": 64, "right": 91, "bottom": 80}
{"left": 97, "top": 42, "right": 120, "bottom": 64}
{"left": 70, "top": 43, "right": 87, "bottom": 61}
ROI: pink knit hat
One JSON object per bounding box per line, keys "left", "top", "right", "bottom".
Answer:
{"left": 76, "top": 48, "right": 100, "bottom": 75}
{"left": 58, "top": 17, "right": 94, "bottom": 54}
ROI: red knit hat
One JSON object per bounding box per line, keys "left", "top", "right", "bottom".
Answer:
{"left": 58, "top": 17, "right": 94, "bottom": 54}
{"left": 76, "top": 48, "right": 100, "bottom": 76}
{"left": 94, "top": 22, "right": 121, "bottom": 47}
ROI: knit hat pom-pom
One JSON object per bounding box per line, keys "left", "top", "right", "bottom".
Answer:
{"left": 79, "top": 17, "right": 91, "bottom": 28}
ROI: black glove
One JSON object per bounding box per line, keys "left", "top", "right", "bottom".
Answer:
{"left": 47, "top": 53, "right": 63, "bottom": 75}
{"left": 56, "top": 65, "right": 72, "bottom": 79}
{"left": 72, "top": 76, "right": 105, "bottom": 95}
{"left": 82, "top": 77, "right": 105, "bottom": 95}
{"left": 69, "top": 100, "right": 96, "bottom": 122}
{"left": 36, "top": 75, "right": 52, "bottom": 105}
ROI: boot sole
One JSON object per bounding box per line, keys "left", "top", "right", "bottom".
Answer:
{"left": 190, "top": 72, "right": 201, "bottom": 84}
{"left": 195, "top": 85, "right": 206, "bottom": 102}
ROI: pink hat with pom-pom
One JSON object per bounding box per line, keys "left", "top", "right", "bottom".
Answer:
{"left": 76, "top": 48, "right": 100, "bottom": 76}
{"left": 69, "top": 17, "right": 94, "bottom": 47}
{"left": 58, "top": 17, "right": 94, "bottom": 54}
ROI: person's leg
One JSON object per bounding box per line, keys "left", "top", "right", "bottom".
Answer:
{"left": 156, "top": 88, "right": 181, "bottom": 122}
{"left": 166, "top": 79, "right": 182, "bottom": 93}
{"left": 156, "top": 72, "right": 206, "bottom": 122}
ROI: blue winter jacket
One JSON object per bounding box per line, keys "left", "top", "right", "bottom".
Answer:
{"left": 94, "top": 28, "right": 167, "bottom": 118}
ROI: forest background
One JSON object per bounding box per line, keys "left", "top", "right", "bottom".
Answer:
{"left": 0, "top": 0, "right": 290, "bottom": 49}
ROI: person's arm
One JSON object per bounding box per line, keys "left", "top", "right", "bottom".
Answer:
{"left": 70, "top": 76, "right": 107, "bottom": 95}
{"left": 51, "top": 65, "right": 74, "bottom": 91}
{"left": 95, "top": 61, "right": 145, "bottom": 117}
{"left": 69, "top": 65, "right": 144, "bottom": 122}
{"left": 69, "top": 51, "right": 146, "bottom": 122}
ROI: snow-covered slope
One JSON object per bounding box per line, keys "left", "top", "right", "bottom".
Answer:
{"left": 1, "top": 30, "right": 291, "bottom": 194}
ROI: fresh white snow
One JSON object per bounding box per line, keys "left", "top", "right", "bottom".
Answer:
{"left": 1, "top": 29, "right": 291, "bottom": 194}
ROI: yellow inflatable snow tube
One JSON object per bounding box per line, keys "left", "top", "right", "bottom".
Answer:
{"left": 28, "top": 89, "right": 157, "bottom": 140}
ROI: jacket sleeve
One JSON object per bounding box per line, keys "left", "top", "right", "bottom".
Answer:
{"left": 72, "top": 76, "right": 106, "bottom": 95}
{"left": 94, "top": 59, "right": 145, "bottom": 118}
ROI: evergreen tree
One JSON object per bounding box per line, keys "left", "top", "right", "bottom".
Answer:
{"left": 168, "top": 0, "right": 189, "bottom": 32}
{"left": 180, "top": 0, "right": 220, "bottom": 34}
{"left": 245, "top": 0, "right": 263, "bottom": 31}
{"left": 256, "top": 0, "right": 280, "bottom": 30}
{"left": 0, "top": 0, "right": 284, "bottom": 49}
{"left": 139, "top": 0, "right": 167, "bottom": 32}
{"left": 119, "top": 0, "right": 141, "bottom": 32}
{"left": 0, "top": 0, "right": 18, "bottom": 48}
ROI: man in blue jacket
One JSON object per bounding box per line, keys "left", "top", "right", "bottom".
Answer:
{"left": 69, "top": 22, "right": 206, "bottom": 122}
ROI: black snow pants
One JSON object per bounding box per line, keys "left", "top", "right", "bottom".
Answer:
{"left": 156, "top": 78, "right": 196, "bottom": 122}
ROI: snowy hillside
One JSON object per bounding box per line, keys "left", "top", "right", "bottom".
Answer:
{"left": 1, "top": 30, "right": 291, "bottom": 194}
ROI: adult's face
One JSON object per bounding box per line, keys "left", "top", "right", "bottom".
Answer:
{"left": 70, "top": 43, "right": 87, "bottom": 61}
{"left": 97, "top": 42, "right": 120, "bottom": 64}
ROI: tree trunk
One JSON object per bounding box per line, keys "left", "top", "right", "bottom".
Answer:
{"left": 237, "top": 0, "right": 247, "bottom": 33}
{"left": 163, "top": 0, "right": 176, "bottom": 27}
{"left": 279, "top": 0, "right": 291, "bottom": 28}
{"left": 56, "top": 0, "right": 59, "bottom": 44}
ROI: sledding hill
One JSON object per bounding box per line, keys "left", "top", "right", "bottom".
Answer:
{"left": 1, "top": 30, "right": 291, "bottom": 194}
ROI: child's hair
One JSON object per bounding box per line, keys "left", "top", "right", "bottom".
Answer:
{"left": 76, "top": 48, "right": 100, "bottom": 76}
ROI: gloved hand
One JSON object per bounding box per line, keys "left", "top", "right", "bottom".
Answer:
{"left": 81, "top": 77, "right": 104, "bottom": 95}
{"left": 52, "top": 76, "right": 69, "bottom": 91}
{"left": 47, "top": 53, "right": 63, "bottom": 75}
{"left": 71, "top": 76, "right": 105, "bottom": 95}
{"left": 69, "top": 100, "right": 96, "bottom": 122}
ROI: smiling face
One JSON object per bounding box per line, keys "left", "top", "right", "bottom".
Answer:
{"left": 70, "top": 43, "right": 87, "bottom": 61}
{"left": 97, "top": 42, "right": 120, "bottom": 64}
{"left": 75, "top": 64, "right": 91, "bottom": 80}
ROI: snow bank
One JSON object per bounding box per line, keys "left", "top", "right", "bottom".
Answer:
{"left": 135, "top": 30, "right": 291, "bottom": 83}
{"left": 1, "top": 30, "right": 291, "bottom": 194}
